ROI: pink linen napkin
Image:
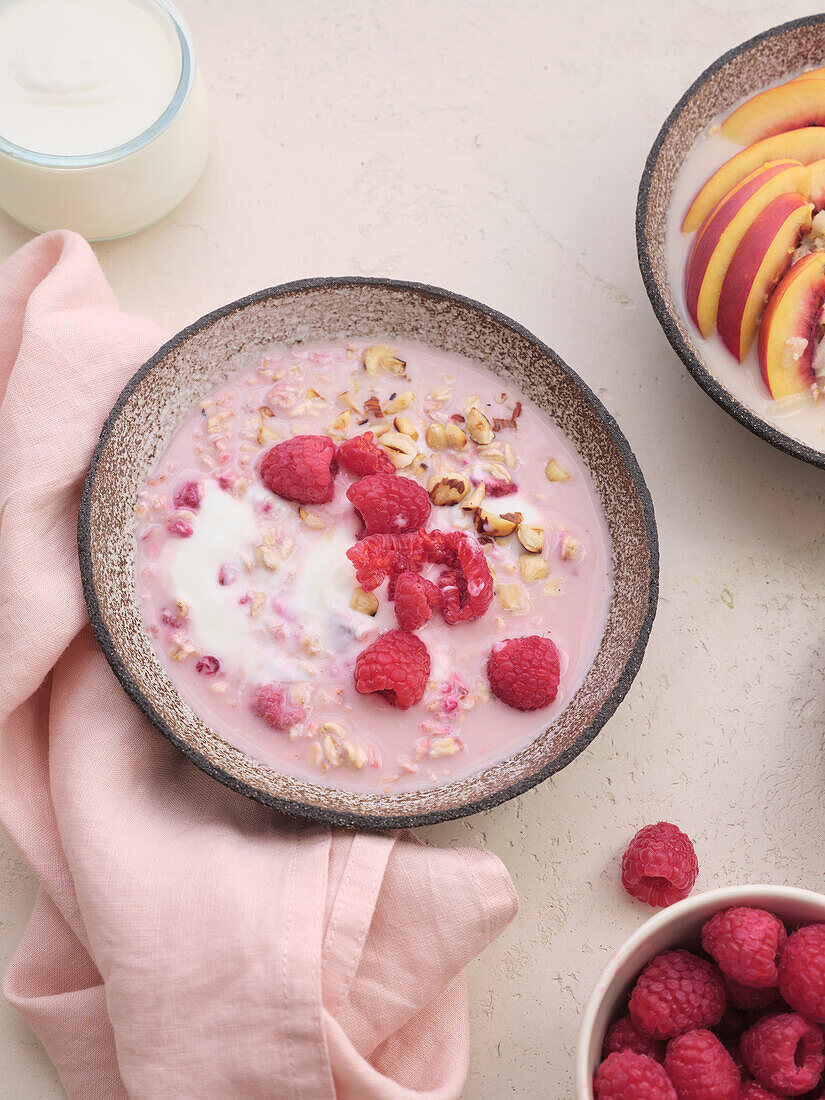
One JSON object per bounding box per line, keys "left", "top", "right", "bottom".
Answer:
{"left": 0, "top": 230, "right": 518, "bottom": 1100}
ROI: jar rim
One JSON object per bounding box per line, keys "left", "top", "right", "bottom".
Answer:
{"left": 0, "top": 0, "right": 197, "bottom": 168}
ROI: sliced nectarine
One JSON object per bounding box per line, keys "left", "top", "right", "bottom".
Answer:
{"left": 682, "top": 128, "right": 825, "bottom": 233}
{"left": 717, "top": 192, "right": 812, "bottom": 361}
{"left": 722, "top": 79, "right": 825, "bottom": 144}
{"left": 809, "top": 157, "right": 825, "bottom": 209}
{"left": 758, "top": 253, "right": 825, "bottom": 399}
{"left": 685, "top": 160, "right": 811, "bottom": 337}
{"left": 790, "top": 66, "right": 825, "bottom": 82}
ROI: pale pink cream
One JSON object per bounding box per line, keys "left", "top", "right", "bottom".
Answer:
{"left": 134, "top": 341, "right": 612, "bottom": 791}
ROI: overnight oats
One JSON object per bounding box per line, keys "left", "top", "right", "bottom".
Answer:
{"left": 134, "top": 341, "right": 612, "bottom": 792}
{"left": 667, "top": 63, "right": 825, "bottom": 451}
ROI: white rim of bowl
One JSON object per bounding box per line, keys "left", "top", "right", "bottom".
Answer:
{"left": 575, "top": 884, "right": 825, "bottom": 1097}
{"left": 0, "top": 0, "right": 196, "bottom": 169}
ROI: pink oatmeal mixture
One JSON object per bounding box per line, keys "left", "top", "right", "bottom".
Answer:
{"left": 134, "top": 340, "right": 613, "bottom": 792}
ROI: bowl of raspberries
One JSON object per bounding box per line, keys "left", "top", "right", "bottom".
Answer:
{"left": 577, "top": 835, "right": 825, "bottom": 1098}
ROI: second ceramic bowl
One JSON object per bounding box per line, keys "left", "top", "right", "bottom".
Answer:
{"left": 637, "top": 14, "right": 825, "bottom": 469}
{"left": 575, "top": 884, "right": 825, "bottom": 1097}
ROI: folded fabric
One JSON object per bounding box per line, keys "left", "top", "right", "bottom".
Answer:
{"left": 0, "top": 230, "right": 518, "bottom": 1100}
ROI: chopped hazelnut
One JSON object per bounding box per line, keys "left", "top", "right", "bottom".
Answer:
{"left": 561, "top": 535, "right": 583, "bottom": 561}
{"left": 474, "top": 508, "right": 522, "bottom": 536}
{"left": 351, "top": 587, "right": 379, "bottom": 616}
{"left": 517, "top": 523, "right": 544, "bottom": 553}
{"left": 393, "top": 415, "right": 418, "bottom": 440}
{"left": 384, "top": 389, "right": 415, "bottom": 413}
{"left": 497, "top": 583, "right": 527, "bottom": 611}
{"left": 461, "top": 483, "right": 485, "bottom": 510}
{"left": 380, "top": 431, "right": 418, "bottom": 468}
{"left": 545, "top": 458, "right": 571, "bottom": 482}
{"left": 466, "top": 406, "right": 495, "bottom": 444}
{"left": 519, "top": 554, "right": 549, "bottom": 581}
{"left": 363, "top": 345, "right": 406, "bottom": 376}
{"left": 425, "top": 423, "right": 448, "bottom": 449}
{"left": 428, "top": 472, "right": 472, "bottom": 505}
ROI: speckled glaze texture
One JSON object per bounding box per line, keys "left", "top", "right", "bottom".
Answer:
{"left": 78, "top": 278, "right": 658, "bottom": 829}
{"left": 637, "top": 13, "right": 825, "bottom": 469}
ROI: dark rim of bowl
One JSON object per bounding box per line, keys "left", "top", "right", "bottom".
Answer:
{"left": 636, "top": 12, "right": 825, "bottom": 471}
{"left": 78, "top": 276, "right": 659, "bottom": 830}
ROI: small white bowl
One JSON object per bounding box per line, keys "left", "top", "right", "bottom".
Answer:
{"left": 575, "top": 885, "right": 825, "bottom": 1098}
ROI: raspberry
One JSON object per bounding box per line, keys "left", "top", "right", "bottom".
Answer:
{"left": 621, "top": 822, "right": 699, "bottom": 908}
{"left": 593, "top": 1051, "right": 677, "bottom": 1099}
{"left": 260, "top": 434, "right": 336, "bottom": 504}
{"left": 629, "top": 950, "right": 727, "bottom": 1040}
{"left": 603, "top": 1016, "right": 666, "bottom": 1062}
{"left": 715, "top": 1007, "right": 746, "bottom": 1039}
{"left": 738, "top": 1084, "right": 786, "bottom": 1100}
{"left": 430, "top": 531, "right": 494, "bottom": 623}
{"left": 347, "top": 473, "right": 430, "bottom": 536}
{"left": 741, "top": 1013, "right": 824, "bottom": 1096}
{"left": 664, "top": 1030, "right": 740, "bottom": 1100}
{"left": 337, "top": 432, "right": 396, "bottom": 477}
{"left": 172, "top": 479, "right": 203, "bottom": 511}
{"left": 778, "top": 924, "right": 825, "bottom": 1024}
{"left": 167, "top": 518, "right": 194, "bottom": 537}
{"left": 703, "top": 909, "right": 787, "bottom": 989}
{"left": 483, "top": 477, "right": 518, "bottom": 497}
{"left": 354, "top": 630, "right": 430, "bottom": 709}
{"left": 347, "top": 532, "right": 429, "bottom": 591}
{"left": 392, "top": 572, "right": 440, "bottom": 631}
{"left": 160, "top": 606, "right": 183, "bottom": 628}
{"left": 252, "top": 685, "right": 305, "bottom": 730}
{"left": 195, "top": 655, "right": 220, "bottom": 675}
{"left": 486, "top": 635, "right": 561, "bottom": 710}
{"left": 724, "top": 978, "right": 779, "bottom": 1013}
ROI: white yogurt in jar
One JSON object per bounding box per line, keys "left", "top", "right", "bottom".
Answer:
{"left": 0, "top": 0, "right": 209, "bottom": 239}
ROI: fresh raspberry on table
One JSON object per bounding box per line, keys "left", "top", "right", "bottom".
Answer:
{"left": 346, "top": 531, "right": 429, "bottom": 591}
{"left": 486, "top": 635, "right": 560, "bottom": 710}
{"left": 167, "top": 518, "right": 194, "bottom": 538}
{"left": 354, "top": 630, "right": 430, "bottom": 709}
{"left": 664, "top": 1029, "right": 741, "bottom": 1100}
{"left": 702, "top": 908, "right": 787, "bottom": 989}
{"left": 740, "top": 1012, "right": 825, "bottom": 1096}
{"left": 778, "top": 924, "right": 825, "bottom": 1024}
{"left": 347, "top": 473, "right": 430, "bottom": 536}
{"left": 337, "top": 431, "right": 396, "bottom": 477}
{"left": 260, "top": 434, "right": 336, "bottom": 504}
{"left": 593, "top": 1051, "right": 677, "bottom": 1099}
{"left": 251, "top": 685, "right": 305, "bottom": 730}
{"left": 620, "top": 822, "right": 698, "bottom": 908}
{"left": 629, "top": 950, "right": 727, "bottom": 1040}
{"left": 392, "top": 572, "right": 440, "bottom": 631}
{"left": 724, "top": 978, "right": 779, "bottom": 1013}
{"left": 195, "top": 655, "right": 220, "bottom": 675}
{"left": 738, "top": 1084, "right": 787, "bottom": 1100}
{"left": 603, "top": 1016, "right": 666, "bottom": 1062}
{"left": 172, "top": 479, "right": 203, "bottom": 511}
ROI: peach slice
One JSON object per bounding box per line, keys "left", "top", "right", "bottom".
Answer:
{"left": 790, "top": 66, "right": 825, "bottom": 83}
{"left": 758, "top": 253, "right": 825, "bottom": 399}
{"left": 722, "top": 80, "right": 825, "bottom": 144}
{"left": 810, "top": 157, "right": 825, "bottom": 209}
{"left": 717, "top": 192, "right": 812, "bottom": 361}
{"left": 685, "top": 159, "right": 811, "bottom": 337}
{"left": 682, "top": 128, "right": 825, "bottom": 233}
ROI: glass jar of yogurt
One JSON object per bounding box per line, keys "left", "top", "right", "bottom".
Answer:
{"left": 0, "top": 0, "right": 209, "bottom": 240}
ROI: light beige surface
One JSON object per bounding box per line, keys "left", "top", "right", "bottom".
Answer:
{"left": 2, "top": 1, "right": 825, "bottom": 1096}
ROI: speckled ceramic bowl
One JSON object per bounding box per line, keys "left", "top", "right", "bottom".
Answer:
{"left": 637, "top": 13, "right": 825, "bottom": 469}
{"left": 575, "top": 885, "right": 825, "bottom": 1097}
{"left": 78, "top": 277, "right": 658, "bottom": 829}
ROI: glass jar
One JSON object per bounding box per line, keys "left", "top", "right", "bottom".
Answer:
{"left": 0, "top": 0, "right": 210, "bottom": 240}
